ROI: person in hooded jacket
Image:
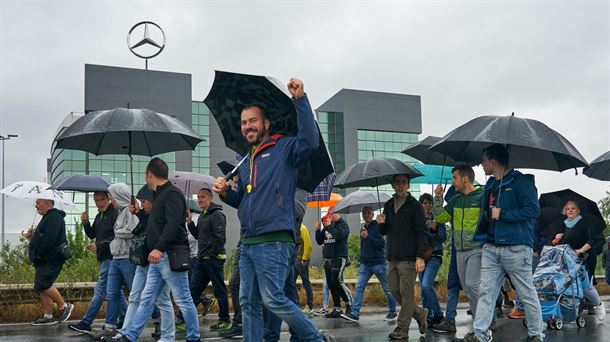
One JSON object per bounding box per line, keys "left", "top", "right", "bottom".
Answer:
{"left": 315, "top": 211, "right": 352, "bottom": 318}
{"left": 93, "top": 183, "right": 139, "bottom": 339}
{"left": 26, "top": 198, "right": 74, "bottom": 326}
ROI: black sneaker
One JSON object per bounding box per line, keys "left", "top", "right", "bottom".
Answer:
{"left": 427, "top": 314, "right": 444, "bottom": 326}
{"left": 68, "top": 321, "right": 92, "bottom": 333}
{"left": 384, "top": 312, "right": 398, "bottom": 321}
{"left": 31, "top": 316, "right": 58, "bottom": 326}
{"left": 58, "top": 303, "right": 75, "bottom": 323}
{"left": 201, "top": 296, "right": 217, "bottom": 316}
{"left": 210, "top": 320, "right": 232, "bottom": 332}
{"left": 325, "top": 308, "right": 343, "bottom": 318}
{"left": 221, "top": 324, "right": 243, "bottom": 338}
{"left": 432, "top": 319, "right": 457, "bottom": 333}
{"left": 340, "top": 312, "right": 359, "bottom": 323}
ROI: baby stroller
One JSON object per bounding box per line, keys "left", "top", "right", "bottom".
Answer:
{"left": 531, "top": 244, "right": 589, "bottom": 330}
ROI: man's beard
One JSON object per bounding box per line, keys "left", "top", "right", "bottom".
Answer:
{"left": 245, "top": 126, "right": 267, "bottom": 146}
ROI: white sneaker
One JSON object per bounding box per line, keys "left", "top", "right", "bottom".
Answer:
{"left": 595, "top": 304, "right": 606, "bottom": 321}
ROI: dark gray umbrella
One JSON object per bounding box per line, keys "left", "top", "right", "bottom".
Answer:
{"left": 217, "top": 160, "right": 237, "bottom": 176}
{"left": 429, "top": 114, "right": 588, "bottom": 172}
{"left": 49, "top": 175, "right": 111, "bottom": 192}
{"left": 169, "top": 171, "right": 215, "bottom": 198}
{"left": 584, "top": 151, "right": 610, "bottom": 181}
{"left": 402, "top": 136, "right": 474, "bottom": 166}
{"left": 55, "top": 107, "right": 204, "bottom": 198}
{"left": 334, "top": 158, "right": 423, "bottom": 189}
{"left": 203, "top": 70, "right": 334, "bottom": 192}
{"left": 333, "top": 190, "right": 392, "bottom": 214}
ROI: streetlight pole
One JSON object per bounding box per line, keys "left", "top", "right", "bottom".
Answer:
{"left": 1, "top": 134, "right": 18, "bottom": 257}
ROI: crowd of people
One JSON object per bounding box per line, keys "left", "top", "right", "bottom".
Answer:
{"left": 22, "top": 78, "right": 609, "bottom": 342}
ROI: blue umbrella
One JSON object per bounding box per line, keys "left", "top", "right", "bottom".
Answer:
{"left": 50, "top": 175, "right": 111, "bottom": 192}
{"left": 410, "top": 164, "right": 454, "bottom": 185}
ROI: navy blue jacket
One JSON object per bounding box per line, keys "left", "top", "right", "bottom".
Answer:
{"left": 223, "top": 95, "right": 318, "bottom": 241}
{"left": 360, "top": 220, "right": 386, "bottom": 265}
{"left": 315, "top": 218, "right": 350, "bottom": 259}
{"left": 474, "top": 170, "right": 540, "bottom": 248}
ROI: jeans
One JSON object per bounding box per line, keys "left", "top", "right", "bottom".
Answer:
{"left": 515, "top": 255, "right": 540, "bottom": 311}
{"left": 106, "top": 258, "right": 136, "bottom": 326}
{"left": 388, "top": 260, "right": 426, "bottom": 331}
{"left": 352, "top": 262, "right": 396, "bottom": 317}
{"left": 81, "top": 259, "right": 127, "bottom": 327}
{"left": 119, "top": 265, "right": 175, "bottom": 342}
{"left": 322, "top": 276, "right": 329, "bottom": 309}
{"left": 294, "top": 260, "right": 314, "bottom": 310}
{"left": 456, "top": 249, "right": 482, "bottom": 317}
{"left": 124, "top": 252, "right": 200, "bottom": 342}
{"left": 240, "top": 242, "right": 321, "bottom": 342}
{"left": 265, "top": 252, "right": 299, "bottom": 342}
{"left": 419, "top": 256, "right": 443, "bottom": 319}
{"left": 473, "top": 244, "right": 544, "bottom": 341}
{"left": 445, "top": 247, "right": 461, "bottom": 323}
{"left": 190, "top": 258, "right": 230, "bottom": 322}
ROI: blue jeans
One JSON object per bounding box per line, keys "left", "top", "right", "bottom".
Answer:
{"left": 124, "top": 252, "right": 200, "bottom": 342}
{"left": 352, "top": 262, "right": 396, "bottom": 317}
{"left": 473, "top": 245, "right": 544, "bottom": 341}
{"left": 419, "top": 256, "right": 443, "bottom": 319}
{"left": 106, "top": 258, "right": 136, "bottom": 326}
{"left": 240, "top": 242, "right": 321, "bottom": 342}
{"left": 119, "top": 265, "right": 175, "bottom": 342}
{"left": 264, "top": 252, "right": 298, "bottom": 342}
{"left": 515, "top": 255, "right": 540, "bottom": 311}
{"left": 322, "top": 276, "right": 329, "bottom": 308}
{"left": 445, "top": 246, "right": 461, "bottom": 322}
{"left": 80, "top": 259, "right": 127, "bottom": 327}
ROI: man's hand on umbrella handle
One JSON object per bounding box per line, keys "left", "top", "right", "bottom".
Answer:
{"left": 148, "top": 249, "right": 162, "bottom": 264}
{"left": 213, "top": 177, "right": 229, "bottom": 197}
{"left": 491, "top": 207, "right": 501, "bottom": 220}
{"left": 315, "top": 221, "right": 321, "bottom": 230}
{"left": 434, "top": 184, "right": 444, "bottom": 197}
{"left": 415, "top": 258, "right": 425, "bottom": 273}
{"left": 81, "top": 212, "right": 89, "bottom": 224}
{"left": 288, "top": 78, "right": 305, "bottom": 99}
{"left": 376, "top": 213, "right": 385, "bottom": 224}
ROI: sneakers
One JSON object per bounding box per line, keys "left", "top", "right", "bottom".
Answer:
{"left": 467, "top": 309, "right": 473, "bottom": 316}
{"left": 210, "top": 320, "right": 232, "bottom": 332}
{"left": 314, "top": 308, "right": 330, "bottom": 316}
{"left": 220, "top": 324, "right": 242, "bottom": 338}
{"left": 58, "top": 303, "right": 75, "bottom": 323}
{"left": 384, "top": 312, "right": 398, "bottom": 322}
{"left": 456, "top": 331, "right": 485, "bottom": 342}
{"left": 526, "top": 335, "right": 543, "bottom": 342}
{"left": 68, "top": 321, "right": 92, "bottom": 333}
{"left": 507, "top": 309, "right": 526, "bottom": 319}
{"left": 389, "top": 326, "right": 408, "bottom": 340}
{"left": 175, "top": 322, "right": 186, "bottom": 332}
{"left": 93, "top": 327, "right": 117, "bottom": 340}
{"left": 31, "top": 316, "right": 57, "bottom": 326}
{"left": 432, "top": 319, "right": 457, "bottom": 333}
{"left": 200, "top": 296, "right": 217, "bottom": 316}
{"left": 415, "top": 308, "right": 428, "bottom": 334}
{"left": 302, "top": 307, "right": 314, "bottom": 316}
{"left": 325, "top": 308, "right": 343, "bottom": 318}
{"left": 340, "top": 312, "right": 359, "bottom": 323}
{"left": 427, "top": 314, "right": 444, "bottom": 326}
{"left": 101, "top": 336, "right": 131, "bottom": 342}
{"left": 595, "top": 304, "right": 606, "bottom": 321}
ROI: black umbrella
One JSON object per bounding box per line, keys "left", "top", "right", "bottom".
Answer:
{"left": 203, "top": 70, "right": 333, "bottom": 192}
{"left": 539, "top": 189, "right": 605, "bottom": 230}
{"left": 334, "top": 158, "right": 423, "bottom": 189}
{"left": 402, "top": 136, "right": 473, "bottom": 166}
{"left": 55, "top": 107, "right": 204, "bottom": 198}
{"left": 429, "top": 114, "right": 589, "bottom": 172}
{"left": 332, "top": 190, "right": 392, "bottom": 214}
{"left": 584, "top": 150, "right": 610, "bottom": 181}
{"left": 217, "top": 160, "right": 237, "bottom": 176}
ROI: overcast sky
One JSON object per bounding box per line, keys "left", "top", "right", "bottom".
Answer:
{"left": 1, "top": 0, "right": 609, "bottom": 234}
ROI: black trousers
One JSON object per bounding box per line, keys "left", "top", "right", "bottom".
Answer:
{"left": 324, "top": 257, "right": 352, "bottom": 308}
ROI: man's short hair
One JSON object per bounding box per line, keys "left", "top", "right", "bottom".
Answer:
{"left": 198, "top": 187, "right": 213, "bottom": 197}
{"left": 146, "top": 157, "right": 169, "bottom": 179}
{"left": 419, "top": 193, "right": 433, "bottom": 203}
{"left": 392, "top": 174, "right": 411, "bottom": 183}
{"left": 362, "top": 206, "right": 373, "bottom": 212}
{"left": 241, "top": 103, "right": 268, "bottom": 120}
{"left": 93, "top": 191, "right": 109, "bottom": 198}
{"left": 483, "top": 144, "right": 509, "bottom": 166}
{"left": 451, "top": 165, "right": 475, "bottom": 183}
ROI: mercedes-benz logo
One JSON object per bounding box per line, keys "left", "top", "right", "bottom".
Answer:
{"left": 127, "top": 21, "right": 166, "bottom": 59}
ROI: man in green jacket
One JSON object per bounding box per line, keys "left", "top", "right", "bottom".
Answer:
{"left": 433, "top": 166, "right": 485, "bottom": 319}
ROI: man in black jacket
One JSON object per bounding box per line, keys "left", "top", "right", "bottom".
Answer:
{"left": 185, "top": 187, "right": 231, "bottom": 332}
{"left": 69, "top": 191, "right": 124, "bottom": 333}
{"left": 377, "top": 174, "right": 428, "bottom": 340}
{"left": 118, "top": 158, "right": 200, "bottom": 342}
{"left": 315, "top": 211, "right": 352, "bottom": 318}
{"left": 27, "top": 198, "right": 74, "bottom": 326}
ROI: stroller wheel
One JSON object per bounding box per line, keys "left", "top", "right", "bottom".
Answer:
{"left": 547, "top": 319, "right": 555, "bottom": 330}
{"left": 554, "top": 318, "right": 563, "bottom": 330}
{"left": 576, "top": 316, "right": 586, "bottom": 328}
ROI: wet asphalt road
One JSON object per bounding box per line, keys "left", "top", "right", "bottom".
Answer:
{"left": 1, "top": 298, "right": 608, "bottom": 341}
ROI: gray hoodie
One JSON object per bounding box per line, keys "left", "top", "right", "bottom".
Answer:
{"left": 108, "top": 183, "right": 139, "bottom": 259}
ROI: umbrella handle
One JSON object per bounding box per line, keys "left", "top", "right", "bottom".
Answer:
{"left": 224, "top": 157, "right": 247, "bottom": 181}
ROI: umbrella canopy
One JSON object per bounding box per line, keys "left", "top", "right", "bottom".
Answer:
{"left": 307, "top": 173, "right": 337, "bottom": 202}
{"left": 307, "top": 193, "right": 343, "bottom": 208}
{"left": 49, "top": 175, "right": 111, "bottom": 192}
{"left": 55, "top": 108, "right": 204, "bottom": 156}
{"left": 402, "top": 136, "right": 473, "bottom": 166}
{"left": 429, "top": 114, "right": 588, "bottom": 172}
{"left": 334, "top": 158, "right": 423, "bottom": 189}
{"left": 539, "top": 189, "right": 604, "bottom": 227}
{"left": 1, "top": 181, "right": 78, "bottom": 212}
{"left": 169, "top": 171, "right": 215, "bottom": 198}
{"left": 410, "top": 163, "right": 454, "bottom": 185}
{"left": 584, "top": 150, "right": 610, "bottom": 181}
{"left": 217, "top": 160, "right": 238, "bottom": 176}
{"left": 332, "top": 190, "right": 392, "bottom": 214}
{"left": 203, "top": 70, "right": 334, "bottom": 192}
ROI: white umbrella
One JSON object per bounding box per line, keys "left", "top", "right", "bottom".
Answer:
{"left": 1, "top": 181, "right": 79, "bottom": 212}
